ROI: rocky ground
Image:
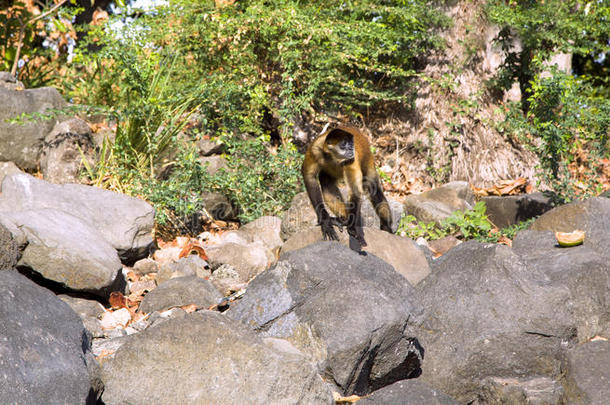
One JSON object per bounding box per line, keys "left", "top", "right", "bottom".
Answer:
{"left": 0, "top": 161, "right": 608, "bottom": 404}
{"left": 1, "top": 73, "right": 608, "bottom": 404}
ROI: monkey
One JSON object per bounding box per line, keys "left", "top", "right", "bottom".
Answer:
{"left": 302, "top": 125, "right": 392, "bottom": 251}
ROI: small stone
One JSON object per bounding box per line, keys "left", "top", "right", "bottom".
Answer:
{"left": 100, "top": 308, "right": 131, "bottom": 330}
{"left": 132, "top": 258, "right": 160, "bottom": 275}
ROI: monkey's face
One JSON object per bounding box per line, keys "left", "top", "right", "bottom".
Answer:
{"left": 325, "top": 135, "right": 355, "bottom": 164}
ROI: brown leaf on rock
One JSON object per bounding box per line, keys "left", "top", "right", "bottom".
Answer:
{"left": 178, "top": 241, "right": 209, "bottom": 261}
{"left": 181, "top": 304, "right": 198, "bottom": 313}
{"left": 109, "top": 292, "right": 128, "bottom": 309}
{"left": 155, "top": 236, "right": 209, "bottom": 263}
{"left": 332, "top": 392, "right": 361, "bottom": 404}
{"left": 497, "top": 235, "right": 513, "bottom": 247}
{"left": 126, "top": 271, "right": 139, "bottom": 282}
{"left": 472, "top": 177, "right": 528, "bottom": 197}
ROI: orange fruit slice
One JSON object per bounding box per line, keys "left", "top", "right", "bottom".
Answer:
{"left": 555, "top": 230, "right": 585, "bottom": 247}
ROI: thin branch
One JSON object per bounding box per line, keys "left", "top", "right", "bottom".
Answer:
{"left": 10, "top": 0, "right": 70, "bottom": 77}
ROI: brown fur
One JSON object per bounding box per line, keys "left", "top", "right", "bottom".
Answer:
{"left": 302, "top": 126, "right": 392, "bottom": 250}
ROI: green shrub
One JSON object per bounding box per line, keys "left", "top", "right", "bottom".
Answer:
{"left": 62, "top": 0, "right": 446, "bottom": 231}
{"left": 528, "top": 71, "right": 609, "bottom": 201}
{"left": 398, "top": 201, "right": 494, "bottom": 241}
{"left": 131, "top": 135, "right": 302, "bottom": 234}
{"left": 496, "top": 71, "right": 609, "bottom": 202}
{"left": 476, "top": 217, "right": 535, "bottom": 244}
{"left": 171, "top": 0, "right": 447, "bottom": 134}
{"left": 486, "top": 0, "right": 609, "bottom": 111}
{"left": 202, "top": 134, "right": 303, "bottom": 223}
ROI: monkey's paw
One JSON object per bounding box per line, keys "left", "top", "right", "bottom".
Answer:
{"left": 320, "top": 218, "right": 341, "bottom": 241}
{"left": 347, "top": 226, "right": 367, "bottom": 247}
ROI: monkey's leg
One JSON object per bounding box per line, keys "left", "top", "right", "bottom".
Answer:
{"left": 319, "top": 173, "right": 348, "bottom": 224}
{"left": 364, "top": 173, "right": 393, "bottom": 233}
{"left": 303, "top": 170, "right": 339, "bottom": 240}
{"left": 345, "top": 171, "right": 367, "bottom": 249}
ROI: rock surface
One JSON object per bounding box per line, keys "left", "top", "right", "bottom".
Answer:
{"left": 481, "top": 192, "right": 553, "bottom": 228}
{"left": 0, "top": 221, "right": 20, "bottom": 270}
{"left": 237, "top": 215, "right": 283, "bottom": 252}
{"left": 0, "top": 172, "right": 154, "bottom": 262}
{"left": 139, "top": 276, "right": 222, "bottom": 313}
{"left": 414, "top": 237, "right": 609, "bottom": 403}
{"left": 530, "top": 197, "right": 610, "bottom": 260}
{"left": 281, "top": 226, "right": 430, "bottom": 286}
{"left": 358, "top": 379, "right": 460, "bottom": 405}
{"left": 0, "top": 209, "right": 124, "bottom": 296}
{"left": 205, "top": 241, "right": 274, "bottom": 283}
{"left": 198, "top": 155, "right": 228, "bottom": 175}
{"left": 403, "top": 181, "right": 475, "bottom": 223}
{"left": 101, "top": 311, "right": 333, "bottom": 404}
{"left": 196, "top": 138, "right": 224, "bottom": 156}
{"left": 228, "top": 242, "right": 423, "bottom": 395}
{"left": 0, "top": 71, "right": 25, "bottom": 90}
{"left": 59, "top": 294, "right": 106, "bottom": 338}
{"left": 0, "top": 161, "right": 23, "bottom": 184}
{"left": 0, "top": 86, "right": 66, "bottom": 170}
{"left": 280, "top": 191, "right": 403, "bottom": 240}
{"left": 40, "top": 118, "right": 95, "bottom": 184}
{"left": 0, "top": 270, "right": 100, "bottom": 404}
{"left": 156, "top": 255, "right": 210, "bottom": 285}
{"left": 200, "top": 191, "right": 236, "bottom": 220}
{"left": 564, "top": 340, "right": 610, "bottom": 405}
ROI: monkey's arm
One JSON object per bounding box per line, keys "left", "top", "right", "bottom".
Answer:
{"left": 302, "top": 165, "right": 341, "bottom": 241}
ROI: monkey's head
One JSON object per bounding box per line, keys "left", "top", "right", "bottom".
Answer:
{"left": 324, "top": 129, "right": 355, "bottom": 165}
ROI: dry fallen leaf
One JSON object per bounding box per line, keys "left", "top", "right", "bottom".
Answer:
{"left": 472, "top": 177, "right": 529, "bottom": 197}
{"left": 332, "top": 392, "right": 361, "bottom": 404}
{"left": 181, "top": 304, "right": 198, "bottom": 313}
{"left": 109, "top": 291, "right": 128, "bottom": 309}
{"left": 178, "top": 241, "right": 209, "bottom": 261}
{"left": 497, "top": 235, "right": 513, "bottom": 247}
{"left": 126, "top": 270, "right": 139, "bottom": 282}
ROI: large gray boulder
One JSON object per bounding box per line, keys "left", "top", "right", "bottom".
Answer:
{"left": 0, "top": 173, "right": 154, "bottom": 262}
{"left": 530, "top": 197, "right": 610, "bottom": 261}
{"left": 0, "top": 86, "right": 66, "bottom": 170}
{"left": 139, "top": 276, "right": 222, "bottom": 313}
{"left": 403, "top": 181, "right": 475, "bottom": 224}
{"left": 481, "top": 192, "right": 553, "bottom": 228}
{"left": 228, "top": 242, "right": 423, "bottom": 395}
{"left": 512, "top": 230, "right": 610, "bottom": 340}
{"left": 40, "top": 117, "right": 95, "bottom": 184}
{"left": 101, "top": 311, "right": 333, "bottom": 404}
{"left": 281, "top": 227, "right": 430, "bottom": 286}
{"left": 414, "top": 239, "right": 609, "bottom": 403}
{"left": 0, "top": 209, "right": 124, "bottom": 297}
{"left": 0, "top": 270, "right": 101, "bottom": 404}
